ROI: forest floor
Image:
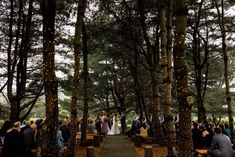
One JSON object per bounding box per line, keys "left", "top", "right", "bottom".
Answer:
{"left": 75, "top": 135, "right": 168, "bottom": 157}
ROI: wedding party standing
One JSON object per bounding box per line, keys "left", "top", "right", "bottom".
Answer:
{"left": 101, "top": 113, "right": 110, "bottom": 137}
{"left": 120, "top": 112, "right": 126, "bottom": 135}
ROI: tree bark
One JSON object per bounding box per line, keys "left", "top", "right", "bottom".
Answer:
{"left": 7, "top": 0, "right": 18, "bottom": 123}
{"left": 173, "top": 0, "right": 192, "bottom": 156}
{"left": 191, "top": 0, "right": 207, "bottom": 123}
{"left": 40, "top": 0, "right": 59, "bottom": 156}
{"left": 138, "top": 0, "right": 162, "bottom": 141}
{"left": 7, "top": 0, "right": 41, "bottom": 122}
{"left": 81, "top": 20, "right": 89, "bottom": 146}
{"left": 128, "top": 53, "right": 144, "bottom": 122}
{"left": 214, "top": 0, "right": 234, "bottom": 140}
{"left": 69, "top": 0, "right": 87, "bottom": 153}
{"left": 160, "top": 0, "right": 177, "bottom": 156}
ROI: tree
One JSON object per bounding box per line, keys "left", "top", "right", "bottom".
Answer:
{"left": 136, "top": 0, "right": 163, "bottom": 142}
{"left": 159, "top": 0, "right": 177, "bottom": 156}
{"left": 69, "top": 0, "right": 87, "bottom": 152}
{"left": 173, "top": 0, "right": 192, "bottom": 156}
{"left": 40, "top": 0, "right": 59, "bottom": 156}
{"left": 70, "top": 0, "right": 87, "bottom": 148}
{"left": 188, "top": 0, "right": 209, "bottom": 123}
{"left": 4, "top": 0, "right": 43, "bottom": 123}
{"left": 81, "top": 20, "right": 89, "bottom": 146}
{"left": 213, "top": 0, "right": 234, "bottom": 139}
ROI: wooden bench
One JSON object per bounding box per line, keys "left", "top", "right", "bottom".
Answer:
{"left": 142, "top": 137, "right": 155, "bottom": 144}
{"left": 194, "top": 149, "right": 208, "bottom": 157}
{"left": 76, "top": 132, "right": 102, "bottom": 146}
{"left": 134, "top": 135, "right": 155, "bottom": 147}
{"left": 76, "top": 132, "right": 94, "bottom": 140}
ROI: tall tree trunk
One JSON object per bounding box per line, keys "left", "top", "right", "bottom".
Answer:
{"left": 9, "top": 0, "right": 23, "bottom": 122}
{"left": 173, "top": 0, "right": 192, "bottom": 156}
{"left": 160, "top": 1, "right": 177, "bottom": 156}
{"left": 6, "top": 0, "right": 40, "bottom": 122}
{"left": 18, "top": 0, "right": 34, "bottom": 121}
{"left": 40, "top": 0, "right": 59, "bottom": 156}
{"left": 191, "top": 0, "right": 207, "bottom": 123}
{"left": 7, "top": 0, "right": 18, "bottom": 123}
{"left": 69, "top": 0, "right": 87, "bottom": 154}
{"left": 129, "top": 52, "right": 144, "bottom": 122}
{"left": 81, "top": 20, "right": 89, "bottom": 146}
{"left": 214, "top": 0, "right": 234, "bottom": 139}
{"left": 7, "top": 0, "right": 37, "bottom": 122}
{"left": 150, "top": 69, "right": 163, "bottom": 144}
{"left": 138, "top": 0, "right": 162, "bottom": 142}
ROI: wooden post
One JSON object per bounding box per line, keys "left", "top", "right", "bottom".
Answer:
{"left": 135, "top": 135, "right": 142, "bottom": 147}
{"left": 99, "top": 134, "right": 103, "bottom": 142}
{"left": 145, "top": 145, "right": 153, "bottom": 157}
{"left": 86, "top": 146, "right": 95, "bottom": 157}
{"left": 93, "top": 135, "right": 100, "bottom": 147}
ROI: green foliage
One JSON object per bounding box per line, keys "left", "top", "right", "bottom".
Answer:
{"left": 26, "top": 100, "right": 45, "bottom": 119}
{"left": 0, "top": 0, "right": 234, "bottom": 123}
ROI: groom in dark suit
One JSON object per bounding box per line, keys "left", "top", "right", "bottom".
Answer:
{"left": 120, "top": 112, "right": 126, "bottom": 135}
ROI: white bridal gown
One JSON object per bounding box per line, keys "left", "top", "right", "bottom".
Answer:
{"left": 108, "top": 116, "right": 120, "bottom": 135}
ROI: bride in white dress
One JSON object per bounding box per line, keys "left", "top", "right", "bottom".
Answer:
{"left": 108, "top": 113, "right": 120, "bottom": 135}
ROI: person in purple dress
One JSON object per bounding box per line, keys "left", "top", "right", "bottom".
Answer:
{"left": 101, "top": 113, "right": 110, "bottom": 137}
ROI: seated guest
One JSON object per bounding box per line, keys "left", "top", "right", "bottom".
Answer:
{"left": 139, "top": 123, "right": 148, "bottom": 138}
{"left": 126, "top": 120, "right": 137, "bottom": 138}
{"left": 147, "top": 123, "right": 153, "bottom": 137}
{"left": 207, "top": 127, "right": 234, "bottom": 157}
{"left": 192, "top": 122, "right": 202, "bottom": 149}
{"left": 224, "top": 124, "right": 231, "bottom": 140}
{"left": 87, "top": 120, "right": 95, "bottom": 133}
{"left": 201, "top": 125, "right": 212, "bottom": 148}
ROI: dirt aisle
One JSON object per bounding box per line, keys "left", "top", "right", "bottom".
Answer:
{"left": 100, "top": 135, "right": 140, "bottom": 157}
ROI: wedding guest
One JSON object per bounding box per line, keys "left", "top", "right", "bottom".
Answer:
{"left": 192, "top": 122, "right": 202, "bottom": 149}
{"left": 200, "top": 125, "right": 212, "bottom": 148}
{"left": 224, "top": 124, "right": 232, "bottom": 140}
{"left": 23, "top": 123, "right": 37, "bottom": 157}
{"left": 60, "top": 119, "right": 70, "bottom": 147}
{"left": 95, "top": 114, "right": 102, "bottom": 134}
{"left": 120, "top": 112, "right": 126, "bottom": 135}
{"left": 87, "top": 120, "right": 95, "bottom": 133}
{"left": 56, "top": 126, "right": 64, "bottom": 149}
{"left": 101, "top": 113, "right": 110, "bottom": 137}
{"left": 20, "top": 120, "right": 31, "bottom": 134}
{"left": 139, "top": 123, "right": 148, "bottom": 138}
{"left": 207, "top": 127, "right": 234, "bottom": 157}
{"left": 0, "top": 120, "right": 11, "bottom": 145}
{"left": 3, "top": 121, "right": 26, "bottom": 157}
{"left": 126, "top": 120, "right": 137, "bottom": 138}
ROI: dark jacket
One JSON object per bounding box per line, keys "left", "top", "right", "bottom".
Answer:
{"left": 60, "top": 125, "right": 70, "bottom": 143}
{"left": 3, "top": 129, "right": 26, "bottom": 157}
{"left": 23, "top": 128, "right": 37, "bottom": 157}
